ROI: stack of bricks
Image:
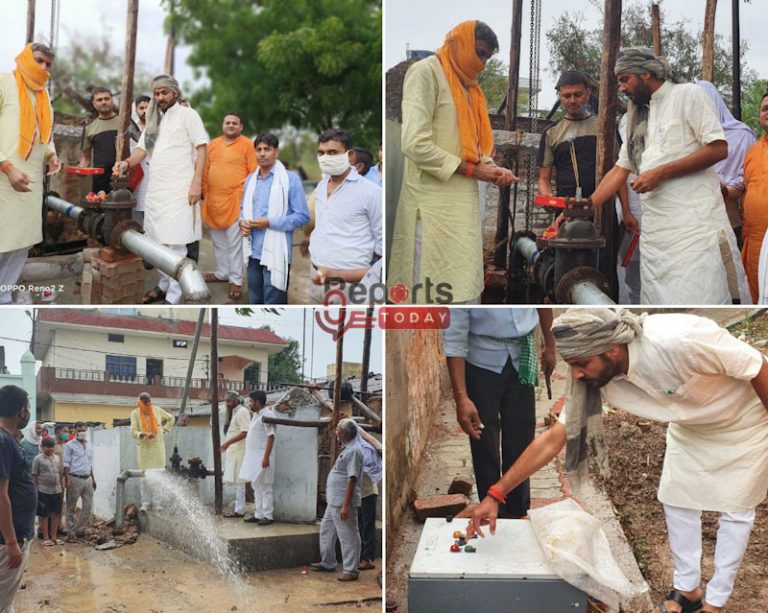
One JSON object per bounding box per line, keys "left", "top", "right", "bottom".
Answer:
{"left": 82, "top": 247, "right": 145, "bottom": 304}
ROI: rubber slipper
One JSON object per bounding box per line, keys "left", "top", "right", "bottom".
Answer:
{"left": 657, "top": 590, "right": 703, "bottom": 613}
{"left": 142, "top": 286, "right": 166, "bottom": 304}
{"left": 204, "top": 273, "right": 227, "bottom": 283}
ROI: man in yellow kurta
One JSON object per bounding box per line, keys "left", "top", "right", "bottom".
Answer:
{"left": 202, "top": 114, "right": 257, "bottom": 301}
{"left": 130, "top": 392, "right": 175, "bottom": 512}
{"left": 0, "top": 43, "right": 61, "bottom": 304}
{"left": 218, "top": 392, "right": 251, "bottom": 517}
{"left": 388, "top": 21, "right": 518, "bottom": 304}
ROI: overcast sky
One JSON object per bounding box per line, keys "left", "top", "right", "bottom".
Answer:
{"left": 1, "top": 0, "right": 197, "bottom": 92}
{"left": 0, "top": 308, "right": 382, "bottom": 381}
{"left": 385, "top": 0, "right": 768, "bottom": 109}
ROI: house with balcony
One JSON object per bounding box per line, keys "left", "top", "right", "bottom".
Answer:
{"left": 32, "top": 308, "right": 289, "bottom": 425}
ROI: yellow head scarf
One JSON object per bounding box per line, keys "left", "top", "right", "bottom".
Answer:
{"left": 435, "top": 21, "right": 493, "bottom": 164}
{"left": 14, "top": 44, "right": 53, "bottom": 160}
{"left": 137, "top": 397, "right": 158, "bottom": 437}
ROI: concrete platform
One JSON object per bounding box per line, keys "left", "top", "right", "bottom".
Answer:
{"left": 144, "top": 511, "right": 382, "bottom": 571}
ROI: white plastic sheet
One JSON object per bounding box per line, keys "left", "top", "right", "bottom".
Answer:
{"left": 528, "top": 498, "right": 648, "bottom": 613}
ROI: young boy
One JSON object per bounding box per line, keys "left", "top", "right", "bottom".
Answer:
{"left": 32, "top": 438, "right": 65, "bottom": 545}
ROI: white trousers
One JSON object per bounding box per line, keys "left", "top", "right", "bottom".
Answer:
{"left": 664, "top": 504, "right": 755, "bottom": 608}
{"left": 234, "top": 483, "right": 246, "bottom": 515}
{"left": 0, "top": 248, "right": 29, "bottom": 304}
{"left": 210, "top": 221, "right": 243, "bottom": 285}
{"left": 0, "top": 540, "right": 30, "bottom": 613}
{"left": 251, "top": 471, "right": 273, "bottom": 520}
{"left": 157, "top": 244, "right": 187, "bottom": 304}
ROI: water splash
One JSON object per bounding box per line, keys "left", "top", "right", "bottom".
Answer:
{"left": 143, "top": 469, "right": 247, "bottom": 591}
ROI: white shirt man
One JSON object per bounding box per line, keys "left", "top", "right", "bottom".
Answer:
{"left": 307, "top": 129, "right": 382, "bottom": 305}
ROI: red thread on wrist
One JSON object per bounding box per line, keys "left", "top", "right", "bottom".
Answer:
{"left": 487, "top": 485, "right": 506, "bottom": 504}
{"left": 465, "top": 162, "right": 476, "bottom": 177}
{"left": 0, "top": 162, "right": 13, "bottom": 174}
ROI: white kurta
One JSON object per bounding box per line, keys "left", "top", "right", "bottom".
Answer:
{"left": 238, "top": 407, "right": 276, "bottom": 483}
{"left": 0, "top": 73, "right": 55, "bottom": 253}
{"left": 600, "top": 314, "right": 768, "bottom": 513}
{"left": 616, "top": 82, "right": 731, "bottom": 305}
{"left": 137, "top": 103, "right": 209, "bottom": 245}
{"left": 222, "top": 405, "right": 250, "bottom": 484}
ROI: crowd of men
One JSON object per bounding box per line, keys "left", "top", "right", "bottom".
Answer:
{"left": 218, "top": 391, "right": 383, "bottom": 579}
{"left": 0, "top": 384, "right": 383, "bottom": 611}
{"left": 0, "top": 43, "right": 383, "bottom": 306}
{"left": 389, "top": 20, "right": 768, "bottom": 305}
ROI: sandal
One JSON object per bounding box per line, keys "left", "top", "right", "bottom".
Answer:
{"left": 204, "top": 272, "right": 227, "bottom": 283}
{"left": 55, "top": 539, "right": 65, "bottom": 545}
{"left": 657, "top": 590, "right": 703, "bottom": 613}
{"left": 223, "top": 511, "right": 244, "bottom": 518}
{"left": 43, "top": 540, "right": 54, "bottom": 547}
{"left": 228, "top": 283, "right": 242, "bottom": 300}
{"left": 142, "top": 286, "right": 166, "bottom": 304}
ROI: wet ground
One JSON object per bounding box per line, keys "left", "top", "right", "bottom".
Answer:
{"left": 22, "top": 228, "right": 313, "bottom": 306}
{"left": 14, "top": 535, "right": 381, "bottom": 613}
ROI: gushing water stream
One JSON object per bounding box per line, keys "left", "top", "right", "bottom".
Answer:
{"left": 143, "top": 469, "right": 247, "bottom": 591}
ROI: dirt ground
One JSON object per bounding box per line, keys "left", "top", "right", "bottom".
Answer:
{"left": 13, "top": 535, "right": 381, "bottom": 613}
{"left": 599, "top": 410, "right": 768, "bottom": 612}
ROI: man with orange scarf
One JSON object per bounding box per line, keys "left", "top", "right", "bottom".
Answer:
{"left": 0, "top": 43, "right": 61, "bottom": 304}
{"left": 389, "top": 21, "right": 518, "bottom": 304}
{"left": 130, "top": 392, "right": 175, "bottom": 512}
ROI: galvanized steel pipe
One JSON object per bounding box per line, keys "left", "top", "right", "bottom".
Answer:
{"left": 45, "top": 194, "right": 85, "bottom": 219}
{"left": 19, "top": 253, "right": 84, "bottom": 281}
{"left": 115, "top": 469, "right": 145, "bottom": 530}
{"left": 514, "top": 235, "right": 540, "bottom": 264}
{"left": 119, "top": 230, "right": 210, "bottom": 303}
{"left": 570, "top": 280, "right": 616, "bottom": 305}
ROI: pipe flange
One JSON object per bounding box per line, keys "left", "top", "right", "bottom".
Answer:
{"left": 555, "top": 266, "right": 610, "bottom": 304}
{"left": 109, "top": 220, "right": 144, "bottom": 251}
{"left": 547, "top": 236, "right": 606, "bottom": 250}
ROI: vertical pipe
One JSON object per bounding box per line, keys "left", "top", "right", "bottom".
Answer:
{"left": 330, "top": 308, "right": 346, "bottom": 464}
{"left": 731, "top": 0, "right": 742, "bottom": 120}
{"left": 596, "top": 0, "right": 622, "bottom": 301}
{"left": 116, "top": 0, "right": 139, "bottom": 162}
{"left": 210, "top": 309, "right": 222, "bottom": 515}
{"left": 651, "top": 3, "right": 662, "bottom": 56}
{"left": 26, "top": 0, "right": 36, "bottom": 44}
{"left": 178, "top": 309, "right": 206, "bottom": 424}
{"left": 496, "top": 0, "right": 525, "bottom": 269}
{"left": 359, "top": 306, "right": 374, "bottom": 401}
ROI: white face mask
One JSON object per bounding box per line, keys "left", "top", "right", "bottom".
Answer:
{"left": 76, "top": 431, "right": 87, "bottom": 441}
{"left": 317, "top": 153, "right": 350, "bottom": 177}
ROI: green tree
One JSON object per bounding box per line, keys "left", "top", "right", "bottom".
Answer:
{"left": 545, "top": 1, "right": 757, "bottom": 109}
{"left": 51, "top": 31, "right": 153, "bottom": 116}
{"left": 742, "top": 79, "right": 768, "bottom": 135}
{"left": 165, "top": 0, "right": 382, "bottom": 145}
{"left": 268, "top": 339, "right": 303, "bottom": 385}
{"left": 478, "top": 58, "right": 508, "bottom": 112}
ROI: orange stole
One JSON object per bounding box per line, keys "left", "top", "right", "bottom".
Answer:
{"left": 435, "top": 21, "right": 493, "bottom": 165}
{"left": 201, "top": 135, "right": 257, "bottom": 229}
{"left": 741, "top": 136, "right": 768, "bottom": 302}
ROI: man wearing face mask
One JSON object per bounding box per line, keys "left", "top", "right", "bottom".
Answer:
{"left": 0, "top": 43, "right": 62, "bottom": 304}
{"left": 114, "top": 74, "right": 209, "bottom": 305}
{"left": 62, "top": 422, "right": 96, "bottom": 542}
{"left": 0, "top": 385, "right": 36, "bottom": 612}
{"left": 130, "top": 393, "right": 175, "bottom": 512}
{"left": 307, "top": 128, "right": 382, "bottom": 304}
{"left": 389, "top": 21, "right": 519, "bottom": 304}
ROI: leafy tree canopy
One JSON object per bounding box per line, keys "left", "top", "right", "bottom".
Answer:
{"left": 164, "top": 0, "right": 382, "bottom": 147}
{"left": 268, "top": 338, "right": 303, "bottom": 385}
{"left": 51, "top": 31, "right": 153, "bottom": 116}
{"left": 545, "top": 1, "right": 759, "bottom": 129}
